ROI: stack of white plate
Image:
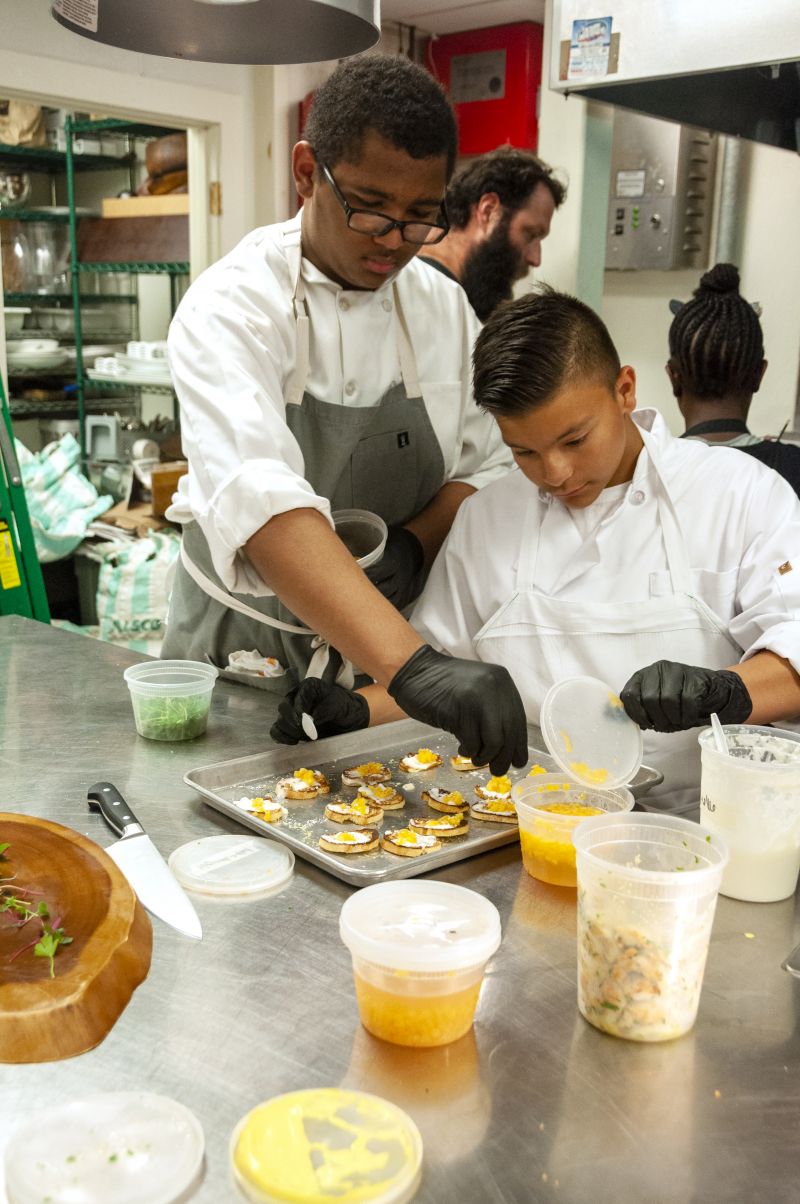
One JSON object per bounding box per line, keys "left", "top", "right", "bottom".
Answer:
{"left": 5, "top": 338, "right": 70, "bottom": 371}
{"left": 88, "top": 339, "right": 172, "bottom": 386}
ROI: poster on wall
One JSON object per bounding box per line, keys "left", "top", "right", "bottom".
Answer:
{"left": 568, "top": 16, "right": 612, "bottom": 79}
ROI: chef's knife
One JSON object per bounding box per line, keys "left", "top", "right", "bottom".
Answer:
{"left": 87, "top": 781, "right": 202, "bottom": 940}
{"left": 782, "top": 940, "right": 800, "bottom": 977}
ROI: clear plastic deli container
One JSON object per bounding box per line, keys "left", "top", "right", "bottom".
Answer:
{"left": 230, "top": 1089, "right": 422, "bottom": 1204}
{"left": 123, "top": 660, "right": 218, "bottom": 741}
{"left": 698, "top": 724, "right": 800, "bottom": 902}
{"left": 514, "top": 775, "right": 634, "bottom": 888}
{"left": 332, "top": 508, "right": 388, "bottom": 570}
{"left": 339, "top": 880, "right": 501, "bottom": 1048}
{"left": 574, "top": 812, "right": 728, "bottom": 1042}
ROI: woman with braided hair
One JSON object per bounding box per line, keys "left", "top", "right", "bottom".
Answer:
{"left": 667, "top": 262, "right": 800, "bottom": 496}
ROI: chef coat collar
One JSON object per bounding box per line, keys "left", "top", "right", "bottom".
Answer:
{"left": 293, "top": 211, "right": 398, "bottom": 297}
{"left": 536, "top": 407, "right": 663, "bottom": 508}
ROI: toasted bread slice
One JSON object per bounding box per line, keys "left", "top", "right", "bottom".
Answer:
{"left": 357, "top": 783, "right": 405, "bottom": 810}
{"left": 324, "top": 799, "right": 383, "bottom": 826}
{"left": 410, "top": 814, "right": 468, "bottom": 838}
{"left": 474, "top": 775, "right": 513, "bottom": 802}
{"left": 470, "top": 800, "right": 518, "bottom": 825}
{"left": 341, "top": 761, "right": 391, "bottom": 787}
{"left": 380, "top": 828, "right": 441, "bottom": 857}
{"left": 422, "top": 787, "right": 469, "bottom": 814}
{"left": 398, "top": 748, "right": 443, "bottom": 772}
{"left": 319, "top": 828, "right": 379, "bottom": 854}
{"left": 450, "top": 755, "right": 487, "bottom": 772}
{"left": 277, "top": 775, "right": 319, "bottom": 800}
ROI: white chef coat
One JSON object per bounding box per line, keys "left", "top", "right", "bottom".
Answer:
{"left": 166, "top": 213, "right": 511, "bottom": 597}
{"left": 412, "top": 408, "right": 800, "bottom": 676}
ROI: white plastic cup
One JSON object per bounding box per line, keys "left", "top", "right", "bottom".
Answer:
{"left": 513, "top": 775, "right": 634, "bottom": 888}
{"left": 574, "top": 813, "right": 728, "bottom": 1042}
{"left": 698, "top": 724, "right": 800, "bottom": 902}
{"left": 339, "top": 880, "right": 501, "bottom": 1047}
{"left": 123, "top": 660, "right": 218, "bottom": 742}
{"left": 332, "top": 508, "right": 388, "bottom": 570}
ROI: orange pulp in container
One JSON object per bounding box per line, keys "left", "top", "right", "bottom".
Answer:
{"left": 340, "top": 880, "right": 501, "bottom": 1049}
{"left": 514, "top": 776, "right": 634, "bottom": 888}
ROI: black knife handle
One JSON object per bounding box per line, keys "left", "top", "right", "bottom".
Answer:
{"left": 87, "top": 781, "right": 144, "bottom": 839}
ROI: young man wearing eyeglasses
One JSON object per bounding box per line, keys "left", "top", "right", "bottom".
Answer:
{"left": 163, "top": 55, "right": 528, "bottom": 776}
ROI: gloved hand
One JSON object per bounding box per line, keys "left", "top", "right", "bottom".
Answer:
{"left": 620, "top": 661, "right": 753, "bottom": 733}
{"left": 388, "top": 644, "right": 529, "bottom": 775}
{"left": 365, "top": 526, "right": 425, "bottom": 609}
{"left": 270, "top": 678, "right": 370, "bottom": 745}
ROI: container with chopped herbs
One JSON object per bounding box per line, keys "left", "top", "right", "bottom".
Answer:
{"left": 124, "top": 660, "right": 218, "bottom": 742}
{"left": 573, "top": 812, "right": 728, "bottom": 1041}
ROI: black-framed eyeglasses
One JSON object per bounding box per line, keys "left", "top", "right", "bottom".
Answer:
{"left": 319, "top": 161, "right": 449, "bottom": 246}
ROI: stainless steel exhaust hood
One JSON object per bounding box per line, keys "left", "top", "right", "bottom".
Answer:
{"left": 550, "top": 1, "right": 800, "bottom": 152}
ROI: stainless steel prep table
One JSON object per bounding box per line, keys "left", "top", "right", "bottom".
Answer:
{"left": 2, "top": 615, "right": 799, "bottom": 1204}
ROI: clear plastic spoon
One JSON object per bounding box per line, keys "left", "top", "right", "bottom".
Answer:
{"left": 710, "top": 712, "right": 730, "bottom": 756}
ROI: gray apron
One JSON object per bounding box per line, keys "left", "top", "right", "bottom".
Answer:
{"left": 162, "top": 224, "right": 445, "bottom": 690}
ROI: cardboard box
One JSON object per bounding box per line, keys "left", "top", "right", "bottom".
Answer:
{"left": 151, "top": 461, "right": 188, "bottom": 518}
{"left": 102, "top": 195, "right": 190, "bottom": 218}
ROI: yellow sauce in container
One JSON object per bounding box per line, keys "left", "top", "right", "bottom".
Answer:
{"left": 231, "top": 1088, "right": 422, "bottom": 1203}
{"left": 513, "top": 776, "right": 635, "bottom": 889}
{"left": 353, "top": 969, "right": 483, "bottom": 1048}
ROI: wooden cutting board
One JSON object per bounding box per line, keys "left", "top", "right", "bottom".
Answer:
{"left": 0, "top": 813, "right": 152, "bottom": 1063}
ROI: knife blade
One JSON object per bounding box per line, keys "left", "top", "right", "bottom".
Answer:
{"left": 782, "top": 939, "right": 800, "bottom": 977}
{"left": 87, "top": 781, "right": 202, "bottom": 940}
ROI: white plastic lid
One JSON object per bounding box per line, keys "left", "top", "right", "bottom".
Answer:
{"left": 123, "top": 659, "right": 218, "bottom": 696}
{"left": 230, "top": 1089, "right": 422, "bottom": 1204}
{"left": 4, "top": 1091, "right": 204, "bottom": 1204}
{"left": 540, "top": 675, "right": 643, "bottom": 790}
{"left": 168, "top": 835, "right": 294, "bottom": 897}
{"left": 340, "top": 879, "right": 501, "bottom": 973}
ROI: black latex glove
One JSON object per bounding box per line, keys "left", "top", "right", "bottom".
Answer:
{"left": 270, "top": 678, "right": 370, "bottom": 745}
{"left": 365, "top": 526, "right": 425, "bottom": 609}
{"left": 388, "top": 644, "right": 529, "bottom": 776}
{"left": 620, "top": 661, "right": 753, "bottom": 733}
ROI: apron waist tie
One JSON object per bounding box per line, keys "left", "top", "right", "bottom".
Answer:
{"left": 179, "top": 540, "right": 355, "bottom": 687}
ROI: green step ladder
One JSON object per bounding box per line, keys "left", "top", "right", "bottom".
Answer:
{"left": 0, "top": 374, "right": 51, "bottom": 622}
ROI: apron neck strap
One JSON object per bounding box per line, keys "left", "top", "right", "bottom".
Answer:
{"left": 637, "top": 424, "right": 694, "bottom": 594}
{"left": 283, "top": 223, "right": 422, "bottom": 405}
{"left": 518, "top": 421, "right": 695, "bottom": 596}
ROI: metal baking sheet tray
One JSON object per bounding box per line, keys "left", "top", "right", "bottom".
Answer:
{"left": 184, "top": 719, "right": 663, "bottom": 888}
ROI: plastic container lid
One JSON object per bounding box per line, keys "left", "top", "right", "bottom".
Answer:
{"left": 540, "top": 675, "right": 643, "bottom": 790}
{"left": 339, "top": 880, "right": 501, "bottom": 973}
{"left": 332, "top": 508, "right": 388, "bottom": 570}
{"left": 169, "top": 834, "right": 294, "bottom": 897}
{"left": 230, "top": 1089, "right": 422, "bottom": 1204}
{"left": 4, "top": 1091, "right": 204, "bottom": 1204}
{"left": 123, "top": 659, "right": 218, "bottom": 697}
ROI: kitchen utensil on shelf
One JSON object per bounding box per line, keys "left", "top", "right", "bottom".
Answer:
{"left": 0, "top": 169, "right": 30, "bottom": 209}
{"left": 0, "top": 812, "right": 151, "bottom": 1063}
{"left": 87, "top": 781, "right": 202, "bottom": 939}
{"left": 710, "top": 712, "right": 730, "bottom": 756}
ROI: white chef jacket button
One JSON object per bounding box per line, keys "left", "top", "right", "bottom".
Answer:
{"left": 381, "top": 298, "right": 392, "bottom": 312}
{"left": 338, "top": 296, "right": 350, "bottom": 311}
{"left": 630, "top": 489, "right": 646, "bottom": 506}
{"left": 344, "top": 380, "right": 356, "bottom": 396}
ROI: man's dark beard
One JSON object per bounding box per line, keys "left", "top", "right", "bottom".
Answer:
{"left": 460, "top": 211, "right": 523, "bottom": 322}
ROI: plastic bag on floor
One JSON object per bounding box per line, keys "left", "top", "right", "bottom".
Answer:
{"left": 15, "top": 434, "right": 114, "bottom": 562}
{"left": 94, "top": 530, "right": 180, "bottom": 654}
